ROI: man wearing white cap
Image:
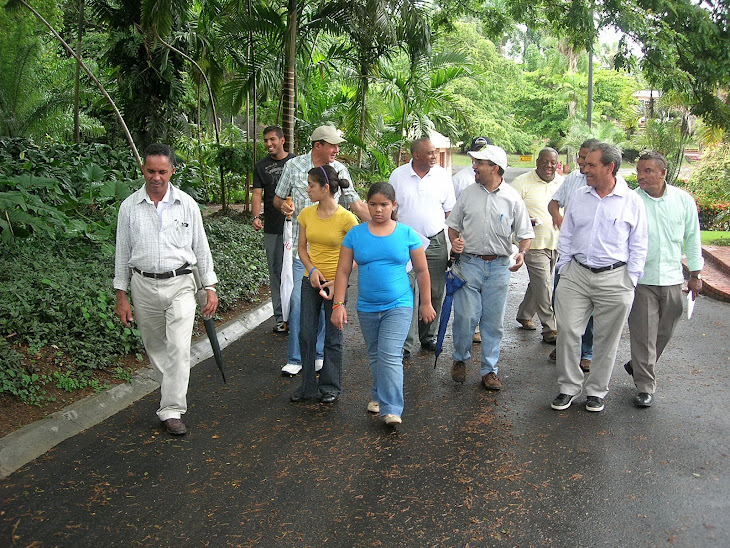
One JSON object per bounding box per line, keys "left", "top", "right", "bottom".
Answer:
{"left": 274, "top": 125, "right": 369, "bottom": 376}
{"left": 447, "top": 145, "right": 534, "bottom": 390}
{"left": 452, "top": 136, "right": 490, "bottom": 200}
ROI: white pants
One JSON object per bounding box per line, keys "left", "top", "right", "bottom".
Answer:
{"left": 555, "top": 260, "right": 635, "bottom": 398}
{"left": 131, "top": 272, "right": 197, "bottom": 421}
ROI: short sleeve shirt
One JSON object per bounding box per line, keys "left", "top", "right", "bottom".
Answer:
{"left": 297, "top": 205, "right": 358, "bottom": 280}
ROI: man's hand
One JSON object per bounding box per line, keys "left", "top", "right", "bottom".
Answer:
{"left": 253, "top": 217, "right": 263, "bottom": 231}
{"left": 451, "top": 236, "right": 465, "bottom": 254}
{"left": 115, "top": 290, "right": 133, "bottom": 327}
{"left": 688, "top": 277, "right": 702, "bottom": 300}
{"left": 280, "top": 199, "right": 294, "bottom": 217}
{"left": 201, "top": 289, "right": 219, "bottom": 320}
{"left": 509, "top": 251, "right": 525, "bottom": 272}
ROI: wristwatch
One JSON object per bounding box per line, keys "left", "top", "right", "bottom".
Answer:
{"left": 690, "top": 272, "right": 702, "bottom": 279}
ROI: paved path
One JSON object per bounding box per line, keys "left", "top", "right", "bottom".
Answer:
{"left": 1, "top": 267, "right": 728, "bottom": 547}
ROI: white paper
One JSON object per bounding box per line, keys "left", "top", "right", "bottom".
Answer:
{"left": 686, "top": 291, "right": 695, "bottom": 320}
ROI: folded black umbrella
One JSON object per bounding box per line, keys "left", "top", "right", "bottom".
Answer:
{"left": 192, "top": 266, "right": 226, "bottom": 384}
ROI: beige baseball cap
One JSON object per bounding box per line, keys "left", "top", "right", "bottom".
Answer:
{"left": 310, "top": 125, "right": 346, "bottom": 144}
{"left": 468, "top": 145, "right": 508, "bottom": 171}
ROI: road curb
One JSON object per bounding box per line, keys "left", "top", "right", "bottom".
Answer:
{"left": 0, "top": 300, "right": 273, "bottom": 479}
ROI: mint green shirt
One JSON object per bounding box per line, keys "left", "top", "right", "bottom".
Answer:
{"left": 636, "top": 185, "right": 703, "bottom": 286}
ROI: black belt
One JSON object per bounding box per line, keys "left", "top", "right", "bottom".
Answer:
{"left": 427, "top": 229, "right": 444, "bottom": 240}
{"left": 576, "top": 260, "right": 626, "bottom": 274}
{"left": 133, "top": 263, "right": 191, "bottom": 279}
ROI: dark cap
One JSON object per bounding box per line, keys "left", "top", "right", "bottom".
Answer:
{"left": 470, "top": 136, "right": 491, "bottom": 151}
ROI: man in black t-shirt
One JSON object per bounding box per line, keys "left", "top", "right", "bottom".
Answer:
{"left": 252, "top": 125, "right": 295, "bottom": 332}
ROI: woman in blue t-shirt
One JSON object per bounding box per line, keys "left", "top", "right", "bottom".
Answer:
{"left": 331, "top": 182, "right": 436, "bottom": 425}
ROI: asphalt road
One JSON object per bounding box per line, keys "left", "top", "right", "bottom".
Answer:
{"left": 1, "top": 267, "right": 728, "bottom": 547}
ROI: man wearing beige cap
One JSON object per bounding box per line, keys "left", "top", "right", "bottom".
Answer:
{"left": 273, "top": 125, "right": 369, "bottom": 377}
{"left": 447, "top": 145, "right": 534, "bottom": 390}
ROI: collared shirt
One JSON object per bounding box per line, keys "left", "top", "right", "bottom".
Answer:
{"left": 636, "top": 185, "right": 704, "bottom": 286}
{"left": 114, "top": 184, "right": 217, "bottom": 291}
{"left": 510, "top": 169, "right": 564, "bottom": 250}
{"left": 556, "top": 179, "right": 648, "bottom": 285}
{"left": 552, "top": 171, "right": 628, "bottom": 211}
{"left": 389, "top": 161, "right": 456, "bottom": 238}
{"left": 446, "top": 180, "right": 534, "bottom": 257}
{"left": 274, "top": 152, "right": 360, "bottom": 257}
{"left": 452, "top": 166, "right": 476, "bottom": 201}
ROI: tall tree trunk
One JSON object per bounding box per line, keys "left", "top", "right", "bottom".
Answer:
{"left": 73, "top": 0, "right": 84, "bottom": 143}
{"left": 283, "top": 0, "right": 298, "bottom": 153}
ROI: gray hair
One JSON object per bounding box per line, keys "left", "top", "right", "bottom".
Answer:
{"left": 589, "top": 142, "right": 622, "bottom": 177}
{"left": 638, "top": 150, "right": 667, "bottom": 171}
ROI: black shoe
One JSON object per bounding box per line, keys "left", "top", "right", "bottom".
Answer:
{"left": 403, "top": 349, "right": 411, "bottom": 360}
{"left": 273, "top": 321, "right": 287, "bottom": 333}
{"left": 633, "top": 392, "right": 653, "bottom": 407}
{"left": 290, "top": 393, "right": 314, "bottom": 403}
{"left": 421, "top": 339, "right": 437, "bottom": 352}
{"left": 624, "top": 360, "right": 633, "bottom": 376}
{"left": 551, "top": 393, "right": 579, "bottom": 410}
{"left": 585, "top": 396, "right": 605, "bottom": 412}
{"left": 321, "top": 393, "right": 338, "bottom": 404}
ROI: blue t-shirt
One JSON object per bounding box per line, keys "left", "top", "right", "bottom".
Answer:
{"left": 341, "top": 222, "right": 422, "bottom": 312}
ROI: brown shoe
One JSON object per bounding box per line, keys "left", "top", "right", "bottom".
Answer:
{"left": 579, "top": 358, "right": 592, "bottom": 373}
{"left": 472, "top": 330, "right": 481, "bottom": 344}
{"left": 164, "top": 418, "right": 187, "bottom": 435}
{"left": 517, "top": 319, "right": 537, "bottom": 330}
{"left": 548, "top": 348, "right": 557, "bottom": 361}
{"left": 482, "top": 372, "right": 503, "bottom": 391}
{"left": 451, "top": 360, "right": 466, "bottom": 383}
{"left": 542, "top": 330, "right": 558, "bottom": 344}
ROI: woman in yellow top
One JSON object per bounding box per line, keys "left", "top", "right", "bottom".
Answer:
{"left": 290, "top": 165, "right": 358, "bottom": 404}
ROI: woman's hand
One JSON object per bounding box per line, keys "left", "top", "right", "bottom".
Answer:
{"left": 309, "top": 268, "right": 326, "bottom": 289}
{"left": 331, "top": 305, "right": 347, "bottom": 330}
{"left": 419, "top": 303, "right": 437, "bottom": 324}
{"left": 319, "top": 280, "right": 335, "bottom": 300}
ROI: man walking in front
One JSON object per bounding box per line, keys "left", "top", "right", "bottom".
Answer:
{"left": 389, "top": 137, "right": 455, "bottom": 357}
{"left": 551, "top": 142, "right": 647, "bottom": 413}
{"left": 274, "top": 125, "right": 368, "bottom": 376}
{"left": 625, "top": 151, "right": 703, "bottom": 407}
{"left": 252, "top": 125, "right": 294, "bottom": 334}
{"left": 115, "top": 144, "right": 218, "bottom": 436}
{"left": 447, "top": 145, "right": 533, "bottom": 390}
{"left": 511, "top": 148, "right": 564, "bottom": 343}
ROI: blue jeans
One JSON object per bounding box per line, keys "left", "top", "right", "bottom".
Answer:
{"left": 452, "top": 254, "right": 511, "bottom": 376}
{"left": 287, "top": 256, "right": 325, "bottom": 365}
{"left": 358, "top": 307, "right": 412, "bottom": 417}
{"left": 554, "top": 269, "right": 593, "bottom": 360}
{"left": 294, "top": 279, "right": 344, "bottom": 398}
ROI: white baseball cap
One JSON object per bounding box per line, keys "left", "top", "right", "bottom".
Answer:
{"left": 468, "top": 145, "right": 508, "bottom": 171}
{"left": 310, "top": 125, "right": 346, "bottom": 144}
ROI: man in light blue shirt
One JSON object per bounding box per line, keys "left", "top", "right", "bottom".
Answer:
{"left": 624, "top": 151, "right": 704, "bottom": 408}
{"left": 551, "top": 143, "right": 647, "bottom": 413}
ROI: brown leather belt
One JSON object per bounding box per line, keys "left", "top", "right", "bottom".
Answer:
{"left": 472, "top": 254, "right": 499, "bottom": 261}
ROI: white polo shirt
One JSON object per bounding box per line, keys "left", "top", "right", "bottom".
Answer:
{"left": 388, "top": 161, "right": 456, "bottom": 238}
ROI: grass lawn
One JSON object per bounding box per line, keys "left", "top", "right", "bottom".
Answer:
{"left": 701, "top": 231, "right": 730, "bottom": 245}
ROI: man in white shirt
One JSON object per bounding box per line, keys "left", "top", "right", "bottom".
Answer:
{"left": 389, "top": 137, "right": 456, "bottom": 356}
{"left": 115, "top": 144, "right": 218, "bottom": 436}
{"left": 551, "top": 143, "right": 647, "bottom": 413}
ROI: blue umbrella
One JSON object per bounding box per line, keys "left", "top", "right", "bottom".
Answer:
{"left": 434, "top": 256, "right": 466, "bottom": 368}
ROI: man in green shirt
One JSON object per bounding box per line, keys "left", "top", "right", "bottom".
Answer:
{"left": 625, "top": 151, "right": 704, "bottom": 408}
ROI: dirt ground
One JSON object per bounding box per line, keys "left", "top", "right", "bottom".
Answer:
{"left": 0, "top": 287, "right": 270, "bottom": 439}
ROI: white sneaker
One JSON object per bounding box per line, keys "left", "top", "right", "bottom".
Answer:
{"left": 281, "top": 363, "right": 302, "bottom": 377}
{"left": 315, "top": 359, "right": 324, "bottom": 372}
{"left": 367, "top": 401, "right": 380, "bottom": 413}
{"left": 383, "top": 414, "right": 402, "bottom": 425}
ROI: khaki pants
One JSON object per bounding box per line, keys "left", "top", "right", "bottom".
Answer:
{"left": 517, "top": 248, "right": 557, "bottom": 333}
{"left": 555, "top": 260, "right": 635, "bottom": 398}
{"left": 628, "top": 284, "right": 683, "bottom": 394}
{"left": 131, "top": 272, "right": 197, "bottom": 421}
